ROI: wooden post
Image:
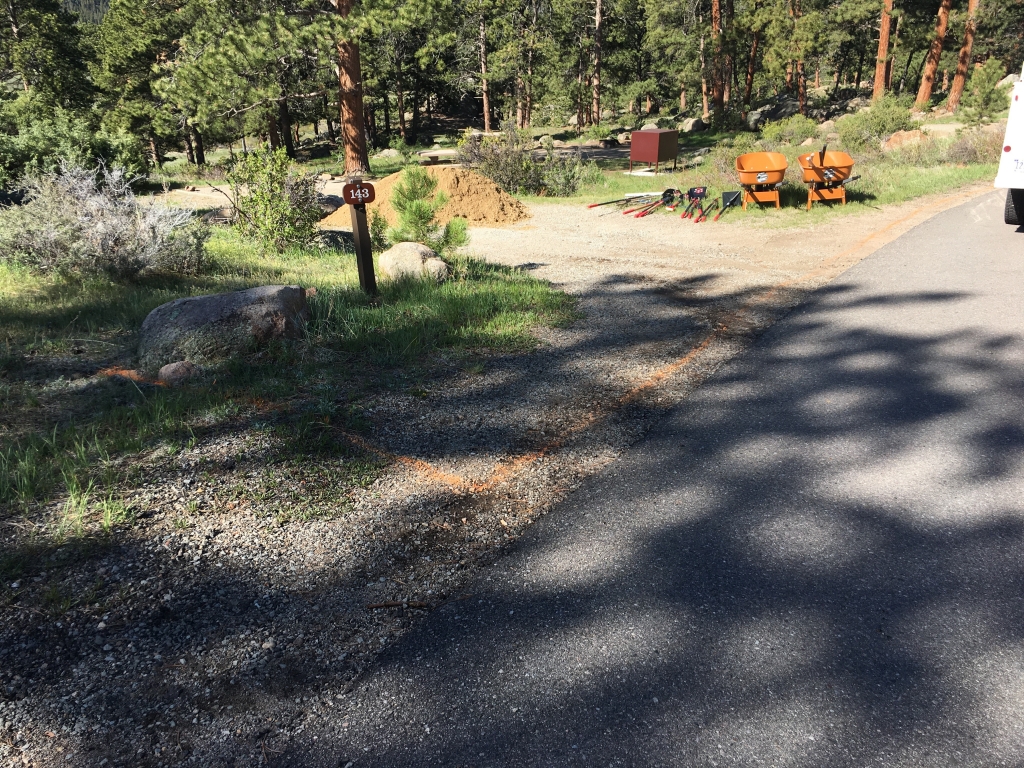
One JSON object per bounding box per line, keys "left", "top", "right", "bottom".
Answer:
{"left": 343, "top": 182, "right": 377, "bottom": 295}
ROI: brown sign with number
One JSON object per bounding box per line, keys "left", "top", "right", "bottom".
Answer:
{"left": 342, "top": 182, "right": 375, "bottom": 205}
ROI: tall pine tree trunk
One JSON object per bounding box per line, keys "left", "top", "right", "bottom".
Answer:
{"left": 396, "top": 81, "right": 406, "bottom": 139}
{"left": 324, "top": 94, "right": 337, "bottom": 141}
{"left": 479, "top": 18, "right": 492, "bottom": 132}
{"left": 797, "top": 60, "right": 806, "bottom": 115}
{"left": 330, "top": 0, "right": 370, "bottom": 175}
{"left": 872, "top": 0, "right": 893, "bottom": 100}
{"left": 710, "top": 0, "right": 724, "bottom": 121}
{"left": 278, "top": 100, "right": 295, "bottom": 159}
{"left": 592, "top": 0, "right": 602, "bottom": 123}
{"left": 947, "top": 0, "right": 979, "bottom": 111}
{"left": 192, "top": 126, "right": 206, "bottom": 166}
{"left": 915, "top": 0, "right": 953, "bottom": 108}
{"left": 183, "top": 126, "right": 196, "bottom": 165}
{"left": 744, "top": 30, "right": 759, "bottom": 112}
{"left": 700, "top": 32, "right": 710, "bottom": 120}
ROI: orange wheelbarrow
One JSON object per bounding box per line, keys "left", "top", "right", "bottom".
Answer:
{"left": 735, "top": 152, "right": 788, "bottom": 209}
{"left": 798, "top": 149, "right": 856, "bottom": 210}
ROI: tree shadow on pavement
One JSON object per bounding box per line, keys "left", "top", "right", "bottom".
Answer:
{"left": 301, "top": 280, "right": 1024, "bottom": 767}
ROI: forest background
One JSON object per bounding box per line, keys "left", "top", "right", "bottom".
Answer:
{"left": 0, "top": 0, "right": 1021, "bottom": 182}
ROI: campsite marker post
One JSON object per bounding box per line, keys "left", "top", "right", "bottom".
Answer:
{"left": 343, "top": 181, "right": 377, "bottom": 295}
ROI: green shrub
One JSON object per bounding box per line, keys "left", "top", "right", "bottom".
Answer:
{"left": 961, "top": 59, "right": 1012, "bottom": 124}
{"left": 387, "top": 166, "right": 468, "bottom": 255}
{"left": 457, "top": 121, "right": 541, "bottom": 195}
{"left": 538, "top": 137, "right": 603, "bottom": 196}
{"left": 837, "top": 95, "right": 918, "bottom": 150}
{"left": 369, "top": 208, "right": 390, "bottom": 251}
{"left": 761, "top": 114, "right": 819, "bottom": 146}
{"left": 0, "top": 165, "right": 207, "bottom": 279}
{"left": 584, "top": 123, "right": 611, "bottom": 140}
{"left": 226, "top": 145, "right": 321, "bottom": 251}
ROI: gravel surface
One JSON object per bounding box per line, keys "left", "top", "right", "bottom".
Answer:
{"left": 0, "top": 184, "right": 989, "bottom": 767}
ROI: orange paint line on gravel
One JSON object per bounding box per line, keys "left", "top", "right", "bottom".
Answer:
{"left": 96, "top": 367, "right": 165, "bottom": 386}
{"left": 339, "top": 429, "right": 468, "bottom": 490}
{"left": 352, "top": 189, "right": 987, "bottom": 495}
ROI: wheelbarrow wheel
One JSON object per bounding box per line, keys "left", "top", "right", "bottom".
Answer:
{"left": 1006, "top": 189, "right": 1023, "bottom": 226}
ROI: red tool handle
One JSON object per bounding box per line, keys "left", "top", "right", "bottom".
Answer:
{"left": 695, "top": 202, "right": 718, "bottom": 223}
{"left": 635, "top": 201, "right": 664, "bottom": 218}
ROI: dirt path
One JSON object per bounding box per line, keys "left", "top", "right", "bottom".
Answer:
{"left": 1, "top": 182, "right": 995, "bottom": 767}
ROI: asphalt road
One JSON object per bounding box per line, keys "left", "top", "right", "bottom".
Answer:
{"left": 314, "top": 190, "right": 1024, "bottom": 767}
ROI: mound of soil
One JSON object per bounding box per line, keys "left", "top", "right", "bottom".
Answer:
{"left": 320, "top": 167, "right": 530, "bottom": 229}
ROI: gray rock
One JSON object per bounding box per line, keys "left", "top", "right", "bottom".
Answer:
{"left": 317, "top": 194, "right": 344, "bottom": 216}
{"left": 374, "top": 148, "right": 402, "bottom": 159}
{"left": 158, "top": 361, "right": 198, "bottom": 386}
{"left": 567, "top": 114, "right": 579, "bottom": 126}
{"left": 998, "top": 73, "right": 1020, "bottom": 88}
{"left": 379, "top": 242, "right": 450, "bottom": 283}
{"left": 800, "top": 137, "right": 816, "bottom": 146}
{"left": 617, "top": 132, "right": 631, "bottom": 144}
{"left": 200, "top": 207, "right": 234, "bottom": 224}
{"left": 760, "top": 96, "right": 801, "bottom": 122}
{"left": 818, "top": 119, "right": 836, "bottom": 133}
{"left": 641, "top": 122, "right": 659, "bottom": 131}
{"left": 138, "top": 285, "right": 311, "bottom": 370}
{"left": 745, "top": 110, "right": 763, "bottom": 131}
{"left": 681, "top": 117, "right": 707, "bottom": 133}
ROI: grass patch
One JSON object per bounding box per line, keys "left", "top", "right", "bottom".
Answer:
{"left": 0, "top": 227, "right": 576, "bottom": 525}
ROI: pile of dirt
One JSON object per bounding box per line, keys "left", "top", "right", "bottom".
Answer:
{"left": 320, "top": 166, "right": 530, "bottom": 229}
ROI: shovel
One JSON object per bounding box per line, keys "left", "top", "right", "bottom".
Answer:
{"left": 713, "top": 191, "right": 742, "bottom": 222}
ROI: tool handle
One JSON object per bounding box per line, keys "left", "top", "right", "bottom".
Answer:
{"left": 635, "top": 201, "right": 663, "bottom": 218}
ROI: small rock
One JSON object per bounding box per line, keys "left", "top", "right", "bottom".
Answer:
{"left": 818, "top": 119, "right": 836, "bottom": 133}
{"left": 641, "top": 122, "right": 659, "bottom": 131}
{"left": 681, "top": 117, "right": 707, "bottom": 133}
{"left": 745, "top": 110, "right": 763, "bottom": 131}
{"left": 374, "top": 148, "right": 402, "bottom": 159}
{"left": 378, "top": 242, "right": 451, "bottom": 282}
{"left": 551, "top": 139, "right": 567, "bottom": 148}
{"left": 881, "top": 128, "right": 925, "bottom": 152}
{"left": 800, "top": 137, "right": 816, "bottom": 146}
{"left": 617, "top": 132, "right": 631, "bottom": 144}
{"left": 158, "top": 361, "right": 198, "bottom": 386}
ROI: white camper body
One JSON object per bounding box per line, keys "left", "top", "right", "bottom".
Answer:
{"left": 996, "top": 63, "right": 1024, "bottom": 225}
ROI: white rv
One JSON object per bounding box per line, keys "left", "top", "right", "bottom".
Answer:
{"left": 996, "top": 63, "right": 1024, "bottom": 225}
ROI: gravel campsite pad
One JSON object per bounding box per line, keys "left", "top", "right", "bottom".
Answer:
{"left": 0, "top": 183, "right": 989, "bottom": 767}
